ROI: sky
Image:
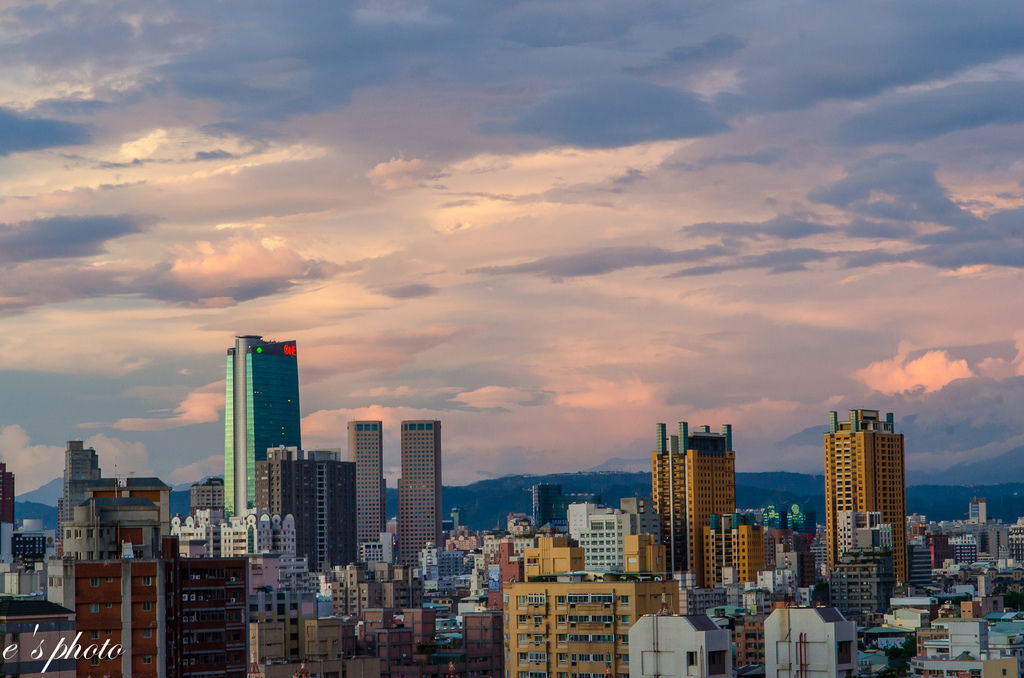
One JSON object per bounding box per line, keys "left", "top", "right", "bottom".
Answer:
{"left": 2, "top": 0, "right": 1024, "bottom": 494}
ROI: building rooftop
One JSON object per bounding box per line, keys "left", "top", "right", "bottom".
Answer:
{"left": 0, "top": 598, "right": 73, "bottom": 618}
{"left": 88, "top": 477, "right": 170, "bottom": 489}
{"left": 124, "top": 477, "right": 171, "bottom": 488}
{"left": 813, "top": 607, "right": 847, "bottom": 623}
{"left": 683, "top": 614, "right": 722, "bottom": 632}
{"left": 81, "top": 497, "right": 158, "bottom": 509}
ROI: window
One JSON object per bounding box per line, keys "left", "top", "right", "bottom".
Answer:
{"left": 143, "top": 656, "right": 152, "bottom": 665}
{"left": 142, "top": 629, "right": 152, "bottom": 638}
{"left": 89, "top": 604, "right": 99, "bottom": 613}
{"left": 90, "top": 577, "right": 100, "bottom": 587}
{"left": 142, "top": 601, "right": 152, "bottom": 611}
{"left": 142, "top": 576, "right": 152, "bottom": 586}
{"left": 686, "top": 652, "right": 697, "bottom": 667}
{"left": 90, "top": 631, "right": 100, "bottom": 640}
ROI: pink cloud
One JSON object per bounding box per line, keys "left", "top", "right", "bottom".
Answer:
{"left": 100, "top": 380, "right": 224, "bottom": 431}
{"left": 856, "top": 349, "right": 974, "bottom": 395}
{"left": 168, "top": 454, "right": 222, "bottom": 484}
{"left": 146, "top": 235, "right": 339, "bottom": 305}
{"left": 554, "top": 377, "right": 656, "bottom": 409}
{"left": 367, "top": 156, "right": 444, "bottom": 190}
{"left": 301, "top": 327, "right": 477, "bottom": 380}
{"left": 452, "top": 386, "right": 534, "bottom": 409}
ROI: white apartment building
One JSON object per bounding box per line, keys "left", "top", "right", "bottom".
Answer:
{"left": 629, "top": 613, "right": 731, "bottom": 678}
{"left": 764, "top": 607, "right": 856, "bottom": 678}
{"left": 568, "top": 503, "right": 657, "bottom": 572}
{"left": 171, "top": 508, "right": 296, "bottom": 557}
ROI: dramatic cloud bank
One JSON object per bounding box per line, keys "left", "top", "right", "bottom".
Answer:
{"left": 1, "top": 0, "right": 1023, "bottom": 487}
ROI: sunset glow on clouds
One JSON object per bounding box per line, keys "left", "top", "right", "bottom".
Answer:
{"left": 2, "top": 1, "right": 1024, "bottom": 491}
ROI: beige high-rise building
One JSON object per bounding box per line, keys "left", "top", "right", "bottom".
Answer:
{"left": 651, "top": 422, "right": 736, "bottom": 585}
{"left": 397, "top": 420, "right": 442, "bottom": 566}
{"left": 348, "top": 420, "right": 386, "bottom": 544}
{"left": 824, "top": 409, "right": 907, "bottom": 582}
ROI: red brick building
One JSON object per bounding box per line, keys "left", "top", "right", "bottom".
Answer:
{"left": 486, "top": 540, "right": 524, "bottom": 611}
{"left": 48, "top": 558, "right": 163, "bottom": 676}
{"left": 165, "top": 551, "right": 248, "bottom": 676}
{"left": 47, "top": 537, "right": 248, "bottom": 677}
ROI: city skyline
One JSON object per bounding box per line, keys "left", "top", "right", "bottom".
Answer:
{"left": 3, "top": 2, "right": 1024, "bottom": 494}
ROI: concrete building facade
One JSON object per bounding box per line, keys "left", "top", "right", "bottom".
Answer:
{"left": 398, "top": 421, "right": 442, "bottom": 567}
{"left": 628, "top": 613, "right": 731, "bottom": 678}
{"left": 255, "top": 446, "right": 357, "bottom": 570}
{"left": 349, "top": 420, "right": 387, "bottom": 544}
{"left": 764, "top": 607, "right": 856, "bottom": 678}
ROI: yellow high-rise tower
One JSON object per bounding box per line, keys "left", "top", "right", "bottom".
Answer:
{"left": 824, "top": 409, "right": 907, "bottom": 582}
{"left": 651, "top": 422, "right": 735, "bottom": 585}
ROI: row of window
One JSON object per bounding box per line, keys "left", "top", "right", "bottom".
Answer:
{"left": 89, "top": 601, "right": 153, "bottom": 613}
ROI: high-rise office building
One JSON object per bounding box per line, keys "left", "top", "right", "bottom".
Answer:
{"left": 348, "top": 420, "right": 385, "bottom": 543}
{"left": 824, "top": 409, "right": 907, "bottom": 582}
{"left": 651, "top": 422, "right": 735, "bottom": 584}
{"left": 0, "top": 462, "right": 13, "bottom": 524}
{"left": 223, "top": 335, "right": 301, "bottom": 517}
{"left": 397, "top": 420, "right": 441, "bottom": 566}
{"left": 57, "top": 440, "right": 102, "bottom": 553}
{"left": 255, "top": 447, "right": 356, "bottom": 570}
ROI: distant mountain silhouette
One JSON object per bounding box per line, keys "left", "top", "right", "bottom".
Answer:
{"left": 907, "top": 445, "right": 1024, "bottom": 486}
{"left": 16, "top": 477, "right": 63, "bottom": 505}
{"left": 22, "top": 467, "right": 1024, "bottom": 534}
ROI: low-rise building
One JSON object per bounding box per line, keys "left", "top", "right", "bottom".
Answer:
{"left": 0, "top": 598, "right": 76, "bottom": 677}
{"left": 505, "top": 537, "right": 676, "bottom": 678}
{"left": 629, "top": 613, "right": 731, "bottom": 678}
{"left": 827, "top": 549, "right": 895, "bottom": 619}
{"left": 764, "top": 607, "right": 856, "bottom": 678}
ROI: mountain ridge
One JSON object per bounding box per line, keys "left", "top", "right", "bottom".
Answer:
{"left": 18, "top": 469, "right": 1024, "bottom": 533}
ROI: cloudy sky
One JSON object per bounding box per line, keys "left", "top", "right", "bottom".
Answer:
{"left": 2, "top": 0, "right": 1024, "bottom": 493}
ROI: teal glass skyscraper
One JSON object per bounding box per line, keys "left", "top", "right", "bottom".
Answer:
{"left": 224, "top": 335, "right": 301, "bottom": 517}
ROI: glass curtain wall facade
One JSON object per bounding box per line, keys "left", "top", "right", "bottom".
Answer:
{"left": 224, "top": 335, "right": 301, "bottom": 517}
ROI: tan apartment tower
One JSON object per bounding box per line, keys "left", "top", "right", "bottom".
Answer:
{"left": 397, "top": 420, "right": 442, "bottom": 566}
{"left": 824, "top": 409, "right": 907, "bottom": 582}
{"left": 348, "top": 420, "right": 386, "bottom": 544}
{"left": 651, "top": 422, "right": 736, "bottom": 585}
